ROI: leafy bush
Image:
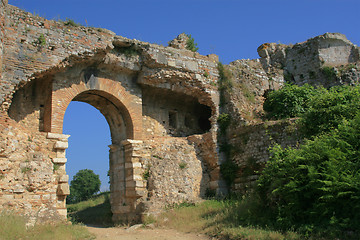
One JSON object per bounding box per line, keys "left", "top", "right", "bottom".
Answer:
{"left": 186, "top": 34, "right": 199, "bottom": 52}
{"left": 263, "top": 83, "right": 319, "bottom": 119}
{"left": 299, "top": 85, "right": 360, "bottom": 137}
{"left": 67, "top": 169, "right": 101, "bottom": 203}
{"left": 256, "top": 114, "right": 360, "bottom": 237}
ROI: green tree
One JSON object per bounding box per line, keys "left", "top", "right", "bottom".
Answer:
{"left": 67, "top": 169, "right": 101, "bottom": 203}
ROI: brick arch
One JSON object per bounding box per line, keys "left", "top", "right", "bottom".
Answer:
{"left": 49, "top": 76, "right": 142, "bottom": 140}
{"left": 48, "top": 75, "right": 146, "bottom": 222}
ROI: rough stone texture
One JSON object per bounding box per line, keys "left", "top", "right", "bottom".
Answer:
{"left": 0, "top": 0, "right": 7, "bottom": 83}
{"left": 0, "top": 5, "right": 221, "bottom": 223}
{"left": 223, "top": 59, "right": 284, "bottom": 126}
{"left": 258, "top": 32, "right": 360, "bottom": 87}
{"left": 227, "top": 119, "right": 301, "bottom": 192}
{"left": 168, "top": 33, "right": 189, "bottom": 50}
{"left": 141, "top": 137, "right": 210, "bottom": 215}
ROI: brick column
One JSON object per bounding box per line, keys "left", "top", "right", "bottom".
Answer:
{"left": 112, "top": 139, "right": 147, "bottom": 223}
{"left": 47, "top": 132, "right": 70, "bottom": 219}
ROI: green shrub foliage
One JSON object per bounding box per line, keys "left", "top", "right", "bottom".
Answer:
{"left": 256, "top": 115, "right": 360, "bottom": 236}
{"left": 263, "top": 83, "right": 319, "bottom": 119}
{"left": 67, "top": 169, "right": 101, "bottom": 203}
{"left": 300, "top": 85, "right": 360, "bottom": 137}
{"left": 186, "top": 34, "right": 199, "bottom": 52}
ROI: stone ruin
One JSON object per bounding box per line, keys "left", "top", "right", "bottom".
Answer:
{"left": 1, "top": 0, "right": 359, "bottom": 224}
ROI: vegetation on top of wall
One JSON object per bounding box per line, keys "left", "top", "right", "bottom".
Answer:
{"left": 64, "top": 18, "right": 80, "bottom": 27}
{"left": 116, "top": 45, "right": 141, "bottom": 57}
{"left": 263, "top": 83, "right": 320, "bottom": 120}
{"left": 264, "top": 84, "right": 360, "bottom": 137}
{"left": 299, "top": 85, "right": 360, "bottom": 137}
{"left": 185, "top": 34, "right": 199, "bottom": 52}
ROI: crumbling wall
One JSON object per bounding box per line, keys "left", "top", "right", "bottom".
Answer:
{"left": 227, "top": 119, "right": 300, "bottom": 192}
{"left": 258, "top": 32, "right": 360, "bottom": 87}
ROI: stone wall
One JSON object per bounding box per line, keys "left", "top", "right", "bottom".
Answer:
{"left": 141, "top": 137, "right": 210, "bottom": 215}
{"left": 227, "top": 119, "right": 300, "bottom": 192}
{"left": 0, "top": 116, "right": 64, "bottom": 225}
{"left": 0, "top": 0, "right": 7, "bottom": 86}
{"left": 258, "top": 33, "right": 360, "bottom": 87}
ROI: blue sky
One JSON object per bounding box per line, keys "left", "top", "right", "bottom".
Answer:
{"left": 8, "top": 0, "right": 360, "bottom": 191}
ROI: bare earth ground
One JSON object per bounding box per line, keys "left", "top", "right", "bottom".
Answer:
{"left": 86, "top": 225, "right": 211, "bottom": 240}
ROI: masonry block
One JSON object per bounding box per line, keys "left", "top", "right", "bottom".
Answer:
{"left": 57, "top": 183, "right": 70, "bottom": 196}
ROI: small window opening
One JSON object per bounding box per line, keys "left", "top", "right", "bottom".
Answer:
{"left": 185, "top": 114, "right": 193, "bottom": 128}
{"left": 169, "top": 111, "right": 177, "bottom": 129}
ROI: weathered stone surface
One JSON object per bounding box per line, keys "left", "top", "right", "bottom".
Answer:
{"left": 168, "top": 33, "right": 189, "bottom": 50}
{"left": 54, "top": 141, "right": 68, "bottom": 150}
{"left": 258, "top": 32, "right": 360, "bottom": 87}
{"left": 56, "top": 183, "right": 70, "bottom": 195}
{"left": 47, "top": 133, "right": 70, "bottom": 141}
{"left": 52, "top": 158, "right": 67, "bottom": 164}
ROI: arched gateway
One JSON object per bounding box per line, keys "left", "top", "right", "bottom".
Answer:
{"left": 1, "top": 6, "right": 222, "bottom": 222}
{"left": 48, "top": 71, "right": 146, "bottom": 222}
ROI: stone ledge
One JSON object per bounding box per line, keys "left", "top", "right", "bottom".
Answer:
{"left": 47, "top": 132, "right": 70, "bottom": 141}
{"left": 52, "top": 158, "right": 67, "bottom": 164}
{"left": 54, "top": 141, "right": 68, "bottom": 150}
{"left": 121, "top": 139, "right": 143, "bottom": 146}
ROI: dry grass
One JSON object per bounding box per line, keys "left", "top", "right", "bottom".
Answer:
{"left": 67, "top": 191, "right": 112, "bottom": 226}
{"left": 157, "top": 200, "right": 301, "bottom": 240}
{"left": 0, "top": 212, "right": 94, "bottom": 240}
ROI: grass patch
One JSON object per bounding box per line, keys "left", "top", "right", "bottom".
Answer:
{"left": 0, "top": 212, "right": 93, "bottom": 240}
{"left": 67, "top": 191, "right": 113, "bottom": 226}
{"left": 157, "top": 200, "right": 301, "bottom": 240}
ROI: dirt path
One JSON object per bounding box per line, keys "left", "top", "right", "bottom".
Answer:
{"left": 86, "top": 225, "right": 211, "bottom": 240}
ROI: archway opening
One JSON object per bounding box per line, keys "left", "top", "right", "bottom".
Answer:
{"left": 62, "top": 89, "right": 132, "bottom": 224}
{"left": 63, "top": 101, "right": 111, "bottom": 193}
{"left": 63, "top": 101, "right": 112, "bottom": 224}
